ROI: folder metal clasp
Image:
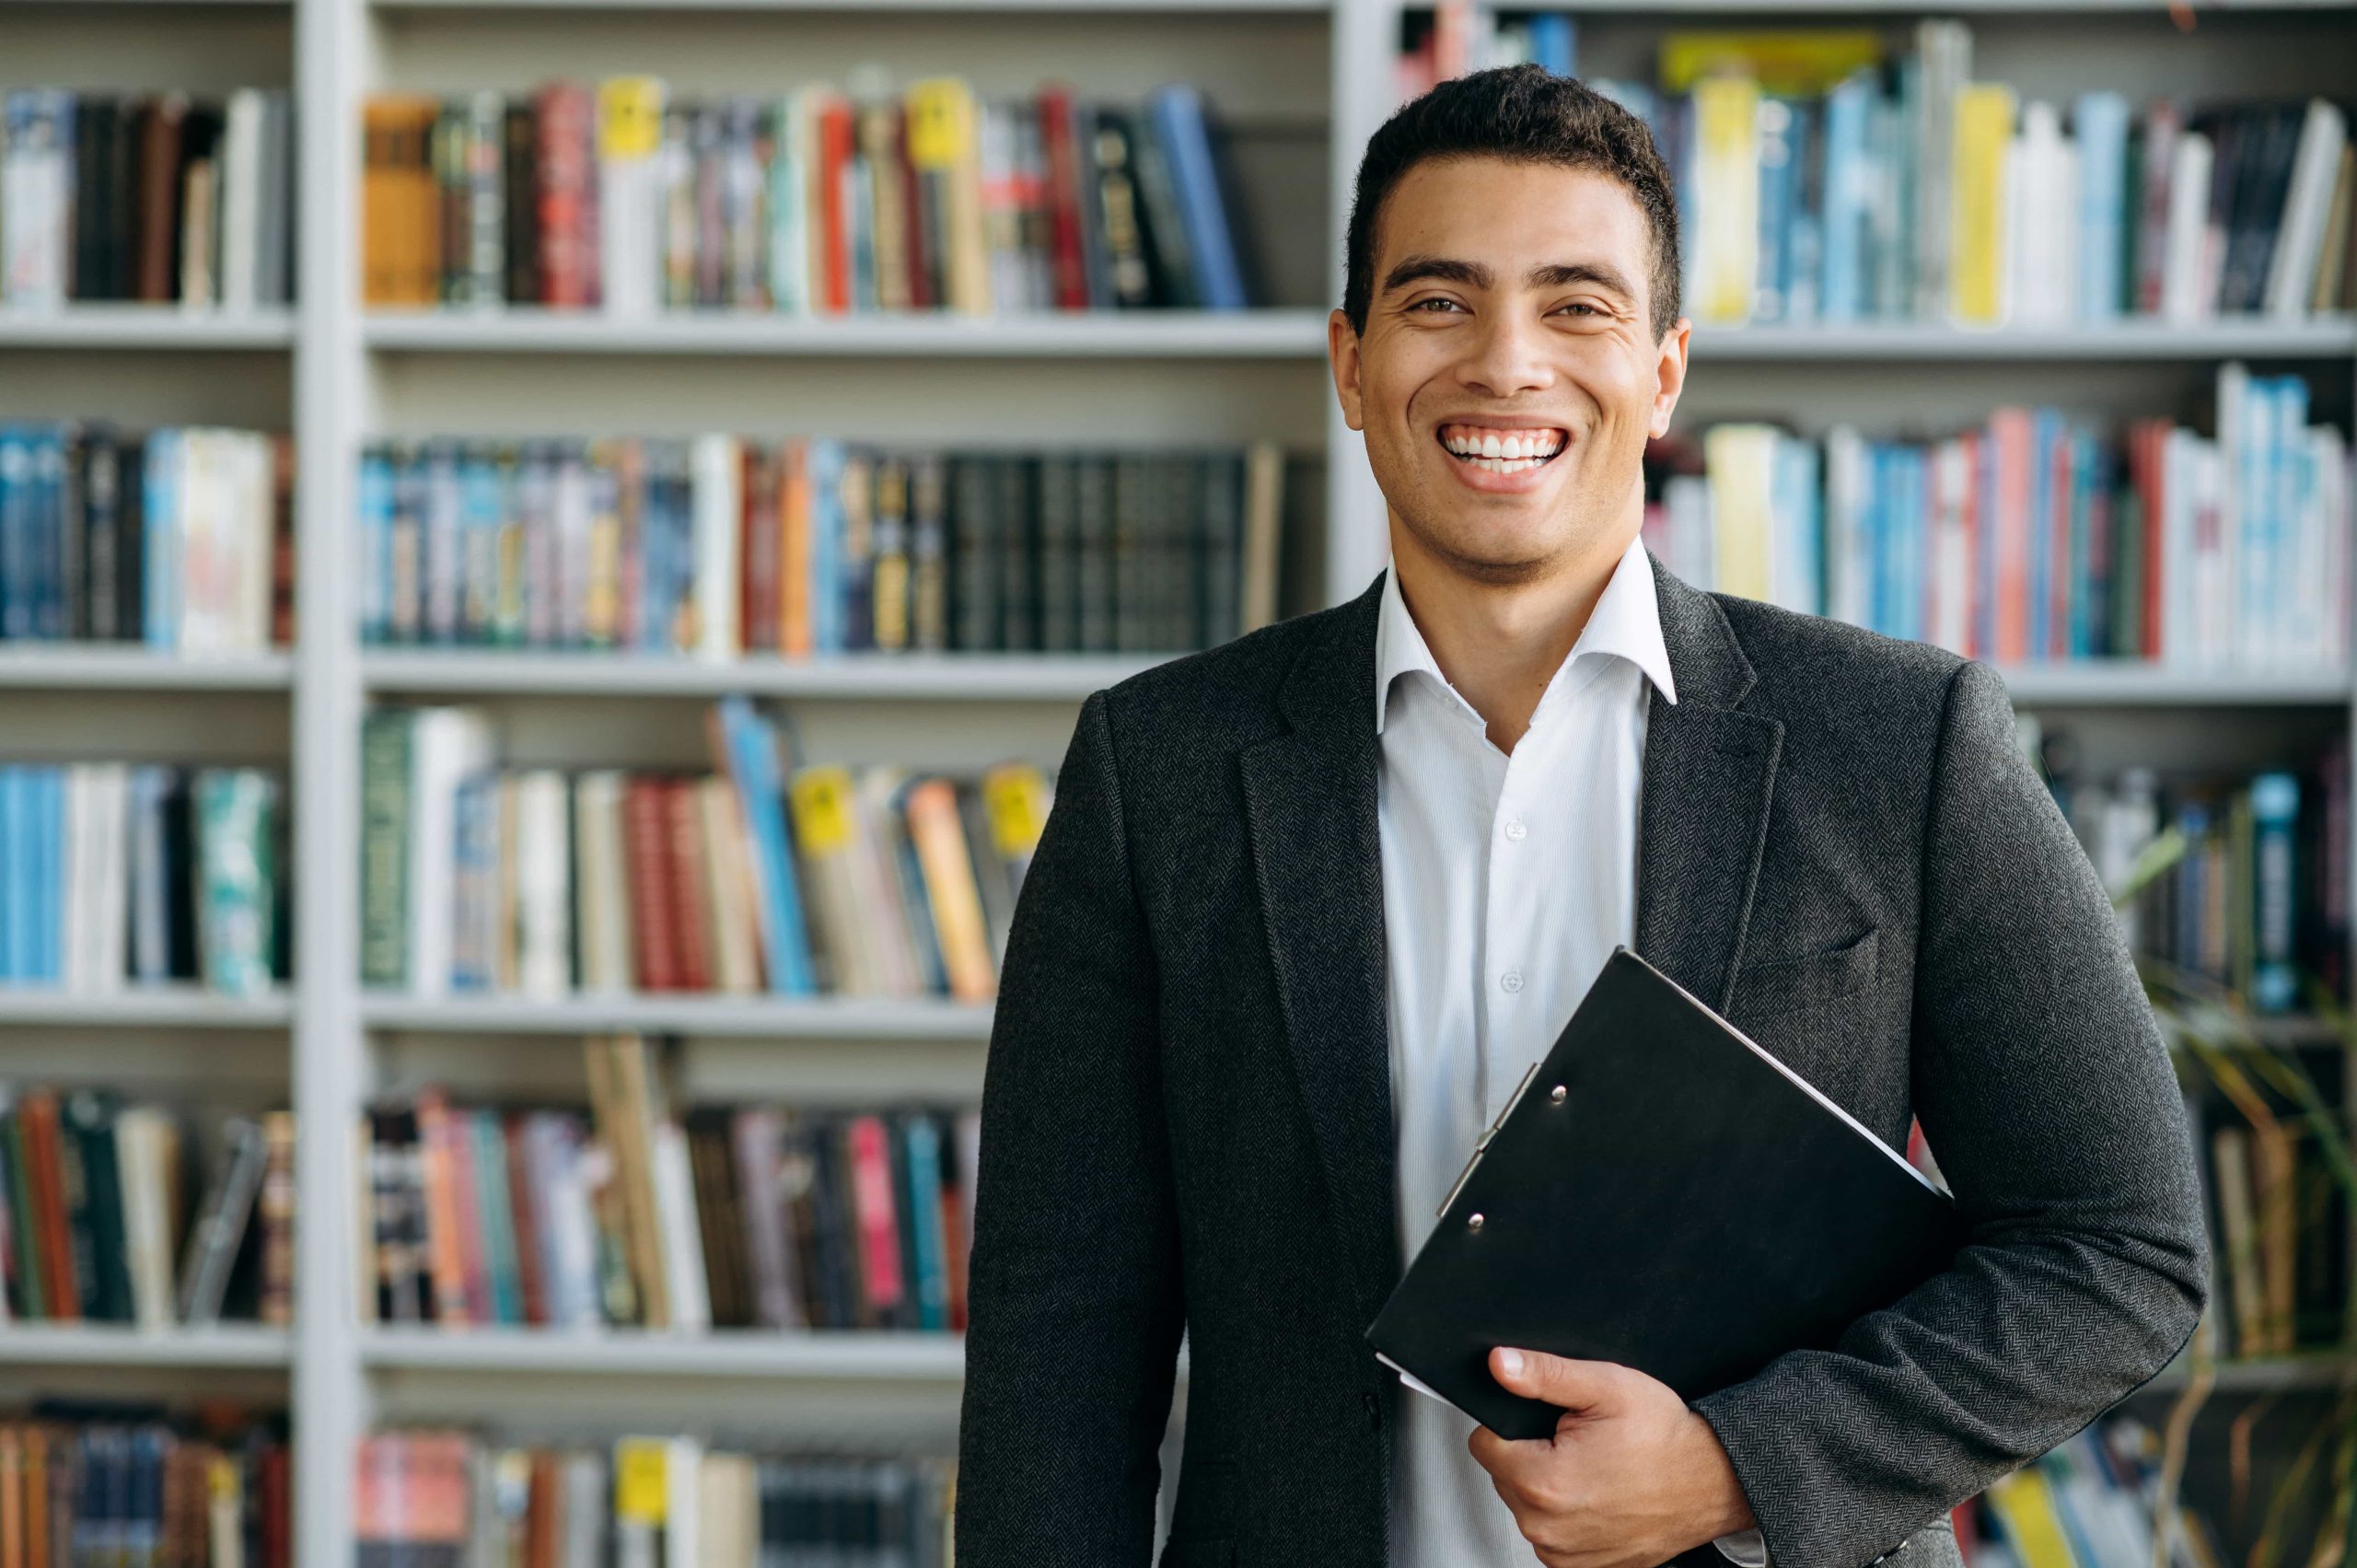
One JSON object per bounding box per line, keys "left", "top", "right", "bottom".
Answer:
{"left": 1436, "top": 1060, "right": 1542, "bottom": 1219}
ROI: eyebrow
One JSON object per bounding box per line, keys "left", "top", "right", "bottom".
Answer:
{"left": 1381, "top": 254, "right": 1639, "bottom": 302}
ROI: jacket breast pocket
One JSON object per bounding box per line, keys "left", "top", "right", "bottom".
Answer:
{"left": 1731, "top": 925, "right": 1879, "bottom": 1019}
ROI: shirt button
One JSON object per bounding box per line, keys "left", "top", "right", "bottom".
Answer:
{"left": 1501, "top": 969, "right": 1524, "bottom": 993}
{"left": 1503, "top": 818, "right": 1527, "bottom": 841}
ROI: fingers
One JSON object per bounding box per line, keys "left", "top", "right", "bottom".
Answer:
{"left": 1490, "top": 1345, "right": 1625, "bottom": 1411}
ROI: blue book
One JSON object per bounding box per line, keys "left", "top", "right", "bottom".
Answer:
{"left": 1146, "top": 85, "right": 1248, "bottom": 310}
{"left": 29, "top": 427, "right": 64, "bottom": 640}
{"left": 450, "top": 772, "right": 497, "bottom": 991}
{"left": 0, "top": 769, "right": 18, "bottom": 981}
{"left": 423, "top": 441, "right": 461, "bottom": 644}
{"left": 1771, "top": 436, "right": 1822, "bottom": 614}
{"left": 1527, "top": 13, "right": 1576, "bottom": 76}
{"left": 807, "top": 439, "right": 846, "bottom": 655}
{"left": 900, "top": 1112, "right": 949, "bottom": 1330}
{"left": 471, "top": 1110, "right": 522, "bottom": 1323}
{"left": 1755, "top": 98, "right": 1797, "bottom": 324}
{"left": 1869, "top": 444, "right": 1901, "bottom": 637}
{"left": 2026, "top": 411, "right": 2062, "bottom": 660}
{"left": 459, "top": 445, "right": 501, "bottom": 644}
{"left": 2270, "top": 374, "right": 2308, "bottom": 665}
{"left": 2073, "top": 93, "right": 2131, "bottom": 321}
{"left": 715, "top": 696, "right": 818, "bottom": 996}
{"left": 358, "top": 444, "right": 395, "bottom": 645}
{"left": 29, "top": 768, "right": 62, "bottom": 983}
{"left": 1783, "top": 100, "right": 1822, "bottom": 325}
{"left": 0, "top": 426, "right": 31, "bottom": 641}
{"left": 142, "top": 431, "right": 180, "bottom": 651}
{"left": 2250, "top": 772, "right": 2300, "bottom": 1012}
{"left": 2073, "top": 431, "right": 2110, "bottom": 658}
{"left": 2175, "top": 801, "right": 2210, "bottom": 974}
{"left": 888, "top": 775, "right": 949, "bottom": 994}
{"left": 1819, "top": 73, "right": 1874, "bottom": 323}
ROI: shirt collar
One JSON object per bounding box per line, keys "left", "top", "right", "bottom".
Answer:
{"left": 1373, "top": 532, "right": 1678, "bottom": 736}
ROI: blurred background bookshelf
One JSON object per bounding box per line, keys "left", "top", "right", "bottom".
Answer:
{"left": 3, "top": 0, "right": 2355, "bottom": 1562}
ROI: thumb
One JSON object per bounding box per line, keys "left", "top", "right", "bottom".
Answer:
{"left": 1489, "top": 1346, "right": 1620, "bottom": 1411}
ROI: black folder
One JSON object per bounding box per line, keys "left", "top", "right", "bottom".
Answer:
{"left": 1365, "top": 946, "right": 1964, "bottom": 1442}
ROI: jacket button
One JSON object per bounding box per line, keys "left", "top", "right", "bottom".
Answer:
{"left": 1363, "top": 1391, "right": 1381, "bottom": 1429}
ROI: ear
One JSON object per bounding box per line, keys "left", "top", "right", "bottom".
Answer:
{"left": 1329, "top": 308, "right": 1366, "bottom": 433}
{"left": 1649, "top": 318, "right": 1691, "bottom": 440}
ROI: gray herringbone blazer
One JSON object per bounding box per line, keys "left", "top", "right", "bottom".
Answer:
{"left": 955, "top": 554, "right": 2209, "bottom": 1568}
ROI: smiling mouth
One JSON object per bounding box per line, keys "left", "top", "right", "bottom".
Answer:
{"left": 1436, "top": 423, "right": 1569, "bottom": 475}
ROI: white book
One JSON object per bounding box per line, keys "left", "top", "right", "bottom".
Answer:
{"left": 2215, "top": 361, "right": 2249, "bottom": 666}
{"left": 653, "top": 1121, "right": 710, "bottom": 1332}
{"left": 1664, "top": 473, "right": 1713, "bottom": 596}
{"left": 562, "top": 1452, "right": 608, "bottom": 1568}
{"left": 61, "top": 765, "right": 93, "bottom": 991}
{"left": 404, "top": 706, "right": 498, "bottom": 995}
{"left": 695, "top": 1452, "right": 757, "bottom": 1568}
{"left": 2160, "top": 133, "right": 2215, "bottom": 324}
{"left": 1928, "top": 438, "right": 1974, "bottom": 657}
{"left": 598, "top": 78, "right": 668, "bottom": 317}
{"left": 573, "top": 770, "right": 633, "bottom": 993}
{"left": 117, "top": 1108, "right": 180, "bottom": 1330}
{"left": 697, "top": 776, "right": 760, "bottom": 994}
{"left": 554, "top": 446, "right": 593, "bottom": 646}
{"left": 219, "top": 90, "right": 266, "bottom": 311}
{"left": 2314, "top": 428, "right": 2351, "bottom": 668}
{"left": 2, "top": 91, "right": 72, "bottom": 307}
{"left": 664, "top": 1436, "right": 703, "bottom": 1568}
{"left": 691, "top": 433, "right": 741, "bottom": 659}
{"left": 2264, "top": 99, "right": 2347, "bottom": 319}
{"left": 1823, "top": 425, "right": 1869, "bottom": 630}
{"left": 85, "top": 763, "right": 129, "bottom": 988}
{"left": 515, "top": 769, "right": 574, "bottom": 1001}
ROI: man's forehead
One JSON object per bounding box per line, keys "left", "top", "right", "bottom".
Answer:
{"left": 1377, "top": 157, "right": 1651, "bottom": 258}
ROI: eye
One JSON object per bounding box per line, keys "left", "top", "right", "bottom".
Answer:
{"left": 1556, "top": 301, "right": 1603, "bottom": 318}
{"left": 1410, "top": 296, "right": 1465, "bottom": 314}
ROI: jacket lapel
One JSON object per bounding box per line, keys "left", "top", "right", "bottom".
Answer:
{"left": 1238, "top": 574, "right": 1399, "bottom": 1323}
{"left": 1634, "top": 552, "right": 1785, "bottom": 1013}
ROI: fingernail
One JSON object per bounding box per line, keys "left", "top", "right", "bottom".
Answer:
{"left": 1498, "top": 1348, "right": 1523, "bottom": 1377}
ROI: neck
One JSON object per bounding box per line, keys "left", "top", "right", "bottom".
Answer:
{"left": 1386, "top": 513, "right": 1642, "bottom": 755}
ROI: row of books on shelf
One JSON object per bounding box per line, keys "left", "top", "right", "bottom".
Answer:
{"left": 2196, "top": 1079, "right": 2354, "bottom": 1363}
{"left": 0, "top": 424, "right": 294, "bottom": 653}
{"left": 362, "top": 75, "right": 1256, "bottom": 316}
{"left": 361, "top": 701, "right": 1048, "bottom": 1002}
{"left": 1643, "top": 366, "right": 2351, "bottom": 669}
{"left": 0, "top": 90, "right": 296, "bottom": 311}
{"left": 0, "top": 1091, "right": 293, "bottom": 1331}
{"left": 357, "top": 1433, "right": 950, "bottom": 1568}
{"left": 2045, "top": 748, "right": 2351, "bottom": 1013}
{"left": 1970, "top": 1416, "right": 2236, "bottom": 1568}
{"left": 356, "top": 436, "right": 1283, "bottom": 658}
{"left": 0, "top": 1405, "right": 289, "bottom": 1568}
{"left": 1396, "top": 6, "right": 1578, "bottom": 102}
{"left": 1422, "top": 16, "right": 2357, "bottom": 327}
{"left": 362, "top": 1041, "right": 979, "bottom": 1337}
{"left": 0, "top": 765, "right": 284, "bottom": 997}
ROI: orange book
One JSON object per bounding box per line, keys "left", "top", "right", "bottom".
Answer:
{"left": 1987, "top": 407, "right": 2033, "bottom": 666}
{"left": 412, "top": 1087, "right": 472, "bottom": 1326}
{"left": 18, "top": 1093, "right": 77, "bottom": 1322}
{"left": 815, "top": 94, "right": 855, "bottom": 313}
{"left": 18, "top": 1428, "right": 41, "bottom": 1568}
{"left": 904, "top": 778, "right": 995, "bottom": 1001}
{"left": 777, "top": 438, "right": 813, "bottom": 657}
{"left": 0, "top": 1426, "right": 22, "bottom": 1568}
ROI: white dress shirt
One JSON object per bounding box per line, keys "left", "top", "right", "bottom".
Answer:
{"left": 1376, "top": 535, "right": 1765, "bottom": 1567}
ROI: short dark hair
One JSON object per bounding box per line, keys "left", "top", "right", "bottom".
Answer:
{"left": 1341, "top": 65, "right": 1684, "bottom": 343}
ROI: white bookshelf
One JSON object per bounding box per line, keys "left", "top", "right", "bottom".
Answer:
{"left": 2, "top": 0, "right": 2353, "bottom": 1562}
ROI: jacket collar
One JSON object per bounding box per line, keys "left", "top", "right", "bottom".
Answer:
{"left": 1239, "top": 550, "right": 1782, "bottom": 1329}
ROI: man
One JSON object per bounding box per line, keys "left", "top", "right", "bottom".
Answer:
{"left": 956, "top": 66, "right": 2208, "bottom": 1568}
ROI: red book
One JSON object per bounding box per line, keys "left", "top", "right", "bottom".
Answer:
{"left": 1988, "top": 407, "right": 2032, "bottom": 666}
{"left": 535, "top": 83, "right": 598, "bottom": 308}
{"left": 613, "top": 438, "right": 644, "bottom": 652}
{"left": 622, "top": 776, "right": 680, "bottom": 991}
{"left": 1034, "top": 87, "right": 1091, "bottom": 310}
{"left": 900, "top": 106, "right": 935, "bottom": 310}
{"left": 739, "top": 443, "right": 780, "bottom": 653}
{"left": 2048, "top": 430, "right": 2075, "bottom": 660}
{"left": 19, "top": 1092, "right": 78, "bottom": 1321}
{"left": 845, "top": 1114, "right": 904, "bottom": 1325}
{"left": 666, "top": 778, "right": 716, "bottom": 993}
{"left": 817, "top": 96, "right": 854, "bottom": 314}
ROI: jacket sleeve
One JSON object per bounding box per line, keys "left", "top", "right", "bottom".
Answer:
{"left": 955, "top": 688, "right": 1185, "bottom": 1566}
{"left": 1690, "top": 658, "right": 2211, "bottom": 1568}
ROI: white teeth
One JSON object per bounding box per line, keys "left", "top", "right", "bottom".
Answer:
{"left": 1480, "top": 434, "right": 1503, "bottom": 459}
{"left": 1501, "top": 435, "right": 1523, "bottom": 459}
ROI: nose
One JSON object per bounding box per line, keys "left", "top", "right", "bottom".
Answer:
{"left": 1456, "top": 308, "right": 1556, "bottom": 400}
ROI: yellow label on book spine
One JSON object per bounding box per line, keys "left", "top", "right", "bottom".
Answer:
{"left": 904, "top": 79, "right": 973, "bottom": 170}
{"left": 981, "top": 765, "right": 1048, "bottom": 860}
{"left": 598, "top": 77, "right": 666, "bottom": 161}
{"left": 613, "top": 1438, "right": 669, "bottom": 1524}
{"left": 790, "top": 767, "right": 856, "bottom": 856}
{"left": 1949, "top": 83, "right": 2016, "bottom": 326}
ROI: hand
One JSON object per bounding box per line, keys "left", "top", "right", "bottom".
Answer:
{"left": 1467, "top": 1347, "right": 1758, "bottom": 1568}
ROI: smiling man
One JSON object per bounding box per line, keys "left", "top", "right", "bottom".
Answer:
{"left": 956, "top": 66, "right": 2208, "bottom": 1568}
